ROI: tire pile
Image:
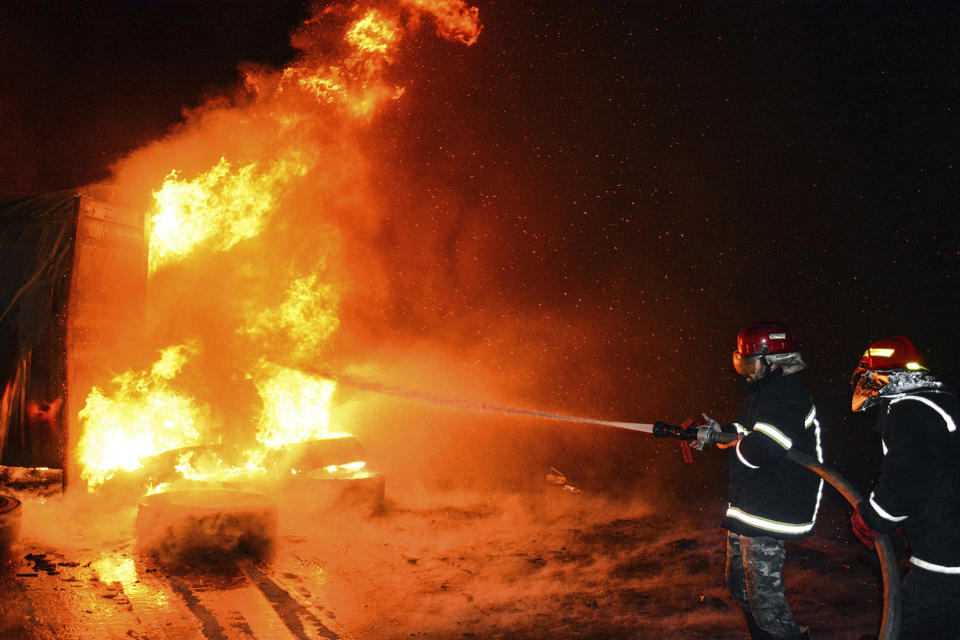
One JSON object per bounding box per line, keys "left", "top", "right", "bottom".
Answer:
{"left": 0, "top": 494, "right": 22, "bottom": 551}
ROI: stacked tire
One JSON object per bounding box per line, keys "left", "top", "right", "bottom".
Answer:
{"left": 135, "top": 490, "right": 278, "bottom": 565}
{"left": 0, "top": 495, "right": 22, "bottom": 551}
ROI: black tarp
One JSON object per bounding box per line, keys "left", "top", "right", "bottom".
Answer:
{"left": 0, "top": 191, "right": 79, "bottom": 469}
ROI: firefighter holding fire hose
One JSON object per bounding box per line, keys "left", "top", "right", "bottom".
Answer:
{"left": 847, "top": 336, "right": 960, "bottom": 640}
{"left": 693, "top": 322, "right": 822, "bottom": 640}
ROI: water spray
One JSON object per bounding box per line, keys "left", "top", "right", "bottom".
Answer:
{"left": 295, "top": 363, "right": 658, "bottom": 434}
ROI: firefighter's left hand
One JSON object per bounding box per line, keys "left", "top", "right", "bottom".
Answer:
{"left": 688, "top": 414, "right": 722, "bottom": 451}
{"left": 688, "top": 415, "right": 720, "bottom": 451}
{"left": 701, "top": 413, "right": 722, "bottom": 432}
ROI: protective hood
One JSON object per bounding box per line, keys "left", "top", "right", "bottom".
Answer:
{"left": 765, "top": 352, "right": 807, "bottom": 375}
{"left": 733, "top": 351, "right": 806, "bottom": 384}
{"left": 852, "top": 370, "right": 944, "bottom": 412}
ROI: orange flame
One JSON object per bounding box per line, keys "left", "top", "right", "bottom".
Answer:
{"left": 80, "top": 0, "right": 483, "bottom": 494}
{"left": 145, "top": 0, "right": 483, "bottom": 271}
{"left": 400, "top": 0, "right": 483, "bottom": 45}
{"left": 240, "top": 272, "right": 341, "bottom": 361}
{"left": 77, "top": 342, "right": 208, "bottom": 489}
{"left": 253, "top": 362, "right": 346, "bottom": 448}
{"left": 148, "top": 152, "right": 312, "bottom": 273}
{"left": 76, "top": 348, "right": 347, "bottom": 489}
{"left": 172, "top": 448, "right": 268, "bottom": 484}
{"left": 280, "top": 8, "right": 405, "bottom": 121}
{"left": 346, "top": 9, "right": 402, "bottom": 57}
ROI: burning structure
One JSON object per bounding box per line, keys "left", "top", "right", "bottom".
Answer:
{"left": 0, "top": 190, "right": 146, "bottom": 491}
{"left": 2, "top": 0, "right": 481, "bottom": 492}
{"left": 1, "top": 0, "right": 484, "bottom": 563}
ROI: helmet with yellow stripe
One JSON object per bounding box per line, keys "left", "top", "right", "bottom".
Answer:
{"left": 851, "top": 335, "right": 929, "bottom": 411}
{"left": 852, "top": 336, "right": 926, "bottom": 380}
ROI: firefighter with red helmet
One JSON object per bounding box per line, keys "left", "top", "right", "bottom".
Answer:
{"left": 698, "top": 322, "right": 822, "bottom": 640}
{"left": 848, "top": 336, "right": 960, "bottom": 640}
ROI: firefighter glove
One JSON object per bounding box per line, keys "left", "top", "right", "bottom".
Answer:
{"left": 689, "top": 426, "right": 717, "bottom": 451}
{"left": 851, "top": 505, "right": 882, "bottom": 549}
{"left": 703, "top": 413, "right": 740, "bottom": 448}
{"left": 687, "top": 414, "right": 722, "bottom": 451}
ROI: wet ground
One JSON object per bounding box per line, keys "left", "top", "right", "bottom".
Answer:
{"left": 1, "top": 483, "right": 887, "bottom": 640}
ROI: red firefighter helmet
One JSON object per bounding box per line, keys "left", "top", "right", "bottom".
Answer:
{"left": 735, "top": 321, "right": 801, "bottom": 356}
{"left": 851, "top": 335, "right": 927, "bottom": 383}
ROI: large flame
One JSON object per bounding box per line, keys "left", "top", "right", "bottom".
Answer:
{"left": 76, "top": 348, "right": 345, "bottom": 490}
{"left": 346, "top": 9, "right": 402, "bottom": 56}
{"left": 145, "top": 0, "right": 483, "bottom": 272}
{"left": 77, "top": 342, "right": 208, "bottom": 489}
{"left": 253, "top": 362, "right": 345, "bottom": 448}
{"left": 78, "top": 0, "right": 483, "bottom": 493}
{"left": 240, "top": 272, "right": 340, "bottom": 361}
{"left": 148, "top": 152, "right": 312, "bottom": 273}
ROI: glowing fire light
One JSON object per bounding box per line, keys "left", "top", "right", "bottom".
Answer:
{"left": 241, "top": 273, "right": 340, "bottom": 361}
{"left": 281, "top": 1, "right": 480, "bottom": 119}
{"left": 400, "top": 0, "right": 483, "bottom": 45}
{"left": 77, "top": 350, "right": 347, "bottom": 490}
{"left": 254, "top": 362, "right": 346, "bottom": 448}
{"left": 147, "top": 152, "right": 312, "bottom": 273}
{"left": 78, "top": 0, "right": 483, "bottom": 494}
{"left": 282, "top": 8, "right": 405, "bottom": 120}
{"left": 346, "top": 9, "right": 401, "bottom": 56}
{"left": 77, "top": 342, "right": 207, "bottom": 490}
{"left": 145, "top": 0, "right": 483, "bottom": 270}
{"left": 322, "top": 461, "right": 373, "bottom": 480}
{"left": 173, "top": 449, "right": 268, "bottom": 484}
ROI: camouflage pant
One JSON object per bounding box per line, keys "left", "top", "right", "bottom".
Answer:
{"left": 725, "top": 532, "right": 802, "bottom": 638}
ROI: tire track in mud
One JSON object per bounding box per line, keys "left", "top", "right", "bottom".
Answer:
{"left": 237, "top": 557, "right": 345, "bottom": 640}
{"left": 167, "top": 576, "right": 230, "bottom": 640}
{"left": 157, "top": 557, "right": 350, "bottom": 640}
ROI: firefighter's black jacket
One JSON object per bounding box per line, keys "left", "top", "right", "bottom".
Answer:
{"left": 859, "top": 389, "right": 960, "bottom": 573}
{"left": 721, "top": 369, "right": 823, "bottom": 541}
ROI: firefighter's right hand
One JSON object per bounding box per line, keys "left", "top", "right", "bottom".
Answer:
{"left": 688, "top": 427, "right": 709, "bottom": 451}
{"left": 689, "top": 426, "right": 717, "bottom": 451}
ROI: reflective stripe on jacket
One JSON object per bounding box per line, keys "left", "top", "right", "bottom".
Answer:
{"left": 722, "top": 370, "right": 824, "bottom": 541}
{"left": 860, "top": 390, "right": 960, "bottom": 572}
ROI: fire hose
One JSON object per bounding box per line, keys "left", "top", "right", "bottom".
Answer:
{"left": 654, "top": 421, "right": 901, "bottom": 640}
{"left": 783, "top": 447, "right": 901, "bottom": 640}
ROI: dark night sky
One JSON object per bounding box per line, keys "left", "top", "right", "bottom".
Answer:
{"left": 1, "top": 1, "right": 958, "bottom": 469}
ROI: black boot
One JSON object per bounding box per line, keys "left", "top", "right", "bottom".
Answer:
{"left": 742, "top": 609, "right": 810, "bottom": 640}
{"left": 764, "top": 627, "right": 809, "bottom": 640}
{"left": 742, "top": 608, "right": 776, "bottom": 640}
